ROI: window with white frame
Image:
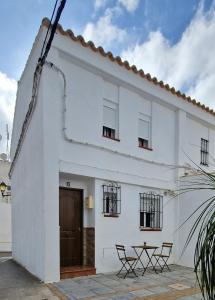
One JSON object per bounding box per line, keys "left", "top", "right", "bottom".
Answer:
{"left": 103, "top": 99, "right": 119, "bottom": 140}
{"left": 138, "top": 113, "right": 151, "bottom": 149}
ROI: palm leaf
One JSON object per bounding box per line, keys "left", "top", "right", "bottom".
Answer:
{"left": 179, "top": 166, "right": 215, "bottom": 300}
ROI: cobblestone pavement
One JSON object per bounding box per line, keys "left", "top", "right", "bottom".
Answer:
{"left": 0, "top": 256, "right": 59, "bottom": 300}
{"left": 53, "top": 265, "right": 202, "bottom": 300}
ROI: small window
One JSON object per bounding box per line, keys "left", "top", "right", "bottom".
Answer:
{"left": 103, "top": 184, "right": 121, "bottom": 216}
{"left": 200, "top": 138, "right": 209, "bottom": 166}
{"left": 138, "top": 114, "right": 151, "bottom": 149}
{"left": 140, "top": 193, "right": 163, "bottom": 230}
{"left": 103, "top": 100, "right": 119, "bottom": 140}
{"left": 138, "top": 138, "right": 149, "bottom": 148}
{"left": 103, "top": 126, "right": 115, "bottom": 139}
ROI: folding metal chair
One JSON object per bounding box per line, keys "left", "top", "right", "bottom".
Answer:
{"left": 152, "top": 242, "right": 173, "bottom": 272}
{"left": 115, "top": 244, "right": 138, "bottom": 278}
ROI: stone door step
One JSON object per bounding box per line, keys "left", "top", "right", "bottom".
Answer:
{"left": 60, "top": 265, "right": 96, "bottom": 279}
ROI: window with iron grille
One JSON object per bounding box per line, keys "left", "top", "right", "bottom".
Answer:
{"left": 140, "top": 193, "right": 163, "bottom": 229}
{"left": 200, "top": 138, "right": 209, "bottom": 166}
{"left": 103, "top": 184, "right": 121, "bottom": 216}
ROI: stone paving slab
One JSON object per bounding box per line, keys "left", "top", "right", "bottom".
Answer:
{"left": 53, "top": 265, "right": 202, "bottom": 300}
{"left": 0, "top": 257, "right": 59, "bottom": 300}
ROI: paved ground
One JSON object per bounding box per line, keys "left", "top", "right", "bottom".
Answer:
{"left": 0, "top": 256, "right": 59, "bottom": 300}
{"left": 53, "top": 265, "right": 202, "bottom": 300}
{"left": 0, "top": 256, "right": 203, "bottom": 300}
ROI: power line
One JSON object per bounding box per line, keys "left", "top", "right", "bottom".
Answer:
{"left": 40, "top": 0, "right": 66, "bottom": 66}
{"left": 40, "top": 0, "right": 59, "bottom": 58}
{"left": 9, "top": 0, "right": 67, "bottom": 177}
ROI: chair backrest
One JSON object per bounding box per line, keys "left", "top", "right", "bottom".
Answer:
{"left": 116, "top": 244, "right": 126, "bottom": 260}
{"left": 161, "top": 242, "right": 173, "bottom": 257}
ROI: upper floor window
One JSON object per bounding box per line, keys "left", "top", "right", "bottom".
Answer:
{"left": 103, "top": 183, "right": 121, "bottom": 216}
{"left": 140, "top": 193, "right": 163, "bottom": 230}
{"left": 200, "top": 138, "right": 209, "bottom": 166}
{"left": 138, "top": 113, "right": 152, "bottom": 150}
{"left": 103, "top": 99, "right": 119, "bottom": 141}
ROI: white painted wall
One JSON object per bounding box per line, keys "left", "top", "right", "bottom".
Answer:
{"left": 94, "top": 179, "right": 176, "bottom": 273}
{"left": 176, "top": 174, "right": 214, "bottom": 268}
{"left": 59, "top": 53, "right": 177, "bottom": 168}
{"left": 11, "top": 28, "right": 44, "bottom": 161}
{"left": 0, "top": 160, "right": 11, "bottom": 252}
{"left": 186, "top": 116, "right": 215, "bottom": 169}
{"left": 11, "top": 80, "right": 45, "bottom": 280}
{"left": 10, "top": 27, "right": 49, "bottom": 281}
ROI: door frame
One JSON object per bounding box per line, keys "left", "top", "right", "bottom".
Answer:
{"left": 59, "top": 187, "right": 84, "bottom": 267}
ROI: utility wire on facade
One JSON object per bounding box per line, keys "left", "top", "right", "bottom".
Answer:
{"left": 9, "top": 0, "right": 67, "bottom": 177}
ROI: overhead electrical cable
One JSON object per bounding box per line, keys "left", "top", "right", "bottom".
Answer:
{"left": 9, "top": 0, "right": 67, "bottom": 177}
{"left": 40, "top": 0, "right": 59, "bottom": 59}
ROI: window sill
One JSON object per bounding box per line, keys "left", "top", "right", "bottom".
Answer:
{"left": 140, "top": 227, "right": 162, "bottom": 231}
{"left": 103, "top": 135, "right": 120, "bottom": 142}
{"left": 104, "top": 213, "right": 119, "bottom": 218}
{"left": 139, "top": 146, "right": 153, "bottom": 151}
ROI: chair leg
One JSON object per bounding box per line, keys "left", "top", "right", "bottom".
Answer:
{"left": 153, "top": 256, "right": 163, "bottom": 273}
{"left": 116, "top": 265, "right": 124, "bottom": 277}
{"left": 161, "top": 257, "right": 170, "bottom": 272}
{"left": 116, "top": 261, "right": 128, "bottom": 277}
{"left": 123, "top": 264, "right": 131, "bottom": 279}
{"left": 127, "top": 261, "right": 138, "bottom": 278}
{"left": 116, "top": 260, "right": 138, "bottom": 279}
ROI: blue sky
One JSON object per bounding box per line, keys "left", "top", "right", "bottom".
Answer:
{"left": 0, "top": 0, "right": 213, "bottom": 79}
{"left": 1, "top": 0, "right": 215, "bottom": 153}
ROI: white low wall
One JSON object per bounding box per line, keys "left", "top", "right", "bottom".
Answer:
{"left": 0, "top": 202, "right": 11, "bottom": 252}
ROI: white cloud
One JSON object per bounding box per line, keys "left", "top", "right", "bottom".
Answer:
{"left": 0, "top": 71, "right": 17, "bottom": 153}
{"left": 83, "top": 7, "right": 127, "bottom": 48}
{"left": 121, "top": 3, "right": 215, "bottom": 108}
{"left": 118, "top": 0, "right": 140, "bottom": 12}
{"left": 94, "top": 0, "right": 108, "bottom": 10}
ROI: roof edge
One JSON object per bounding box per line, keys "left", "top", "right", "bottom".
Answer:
{"left": 42, "top": 17, "right": 215, "bottom": 117}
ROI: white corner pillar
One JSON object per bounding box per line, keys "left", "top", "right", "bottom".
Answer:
{"left": 41, "top": 65, "right": 62, "bottom": 282}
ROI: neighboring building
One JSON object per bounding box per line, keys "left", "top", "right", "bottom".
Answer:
{"left": 10, "top": 18, "right": 215, "bottom": 283}
{"left": 0, "top": 158, "right": 11, "bottom": 252}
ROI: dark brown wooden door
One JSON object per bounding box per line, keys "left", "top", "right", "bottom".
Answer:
{"left": 59, "top": 188, "right": 83, "bottom": 267}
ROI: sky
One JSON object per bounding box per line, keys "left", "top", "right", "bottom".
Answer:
{"left": 0, "top": 0, "right": 215, "bottom": 153}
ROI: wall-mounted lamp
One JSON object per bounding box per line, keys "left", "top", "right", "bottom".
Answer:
{"left": 0, "top": 182, "right": 11, "bottom": 197}
{"left": 85, "top": 195, "right": 94, "bottom": 209}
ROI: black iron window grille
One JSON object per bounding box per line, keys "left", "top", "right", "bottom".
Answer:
{"left": 103, "top": 183, "right": 121, "bottom": 215}
{"left": 103, "top": 126, "right": 116, "bottom": 139}
{"left": 200, "top": 138, "right": 209, "bottom": 166}
{"left": 140, "top": 193, "right": 163, "bottom": 229}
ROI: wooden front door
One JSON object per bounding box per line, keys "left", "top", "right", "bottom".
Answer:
{"left": 59, "top": 188, "right": 83, "bottom": 267}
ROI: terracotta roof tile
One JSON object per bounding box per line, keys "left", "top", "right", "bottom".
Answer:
{"left": 42, "top": 18, "right": 215, "bottom": 117}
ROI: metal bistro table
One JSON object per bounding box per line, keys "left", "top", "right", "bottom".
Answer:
{"left": 132, "top": 244, "right": 159, "bottom": 275}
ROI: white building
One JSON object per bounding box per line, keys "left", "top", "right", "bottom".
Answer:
{"left": 10, "top": 18, "right": 215, "bottom": 283}
{"left": 0, "top": 158, "right": 11, "bottom": 252}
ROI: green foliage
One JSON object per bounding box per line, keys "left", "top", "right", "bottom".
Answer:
{"left": 179, "top": 167, "right": 215, "bottom": 300}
